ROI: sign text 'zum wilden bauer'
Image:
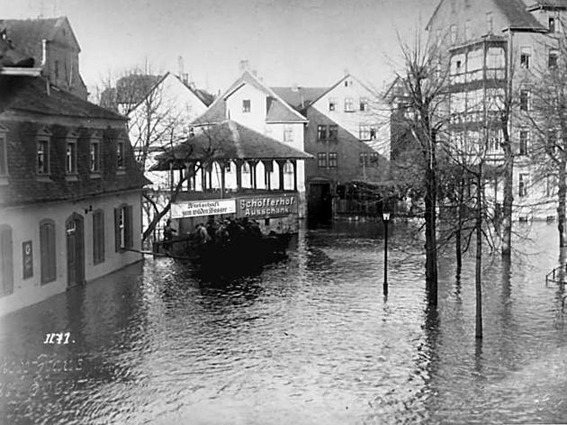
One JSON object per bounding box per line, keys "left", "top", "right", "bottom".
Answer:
{"left": 237, "top": 195, "right": 298, "bottom": 218}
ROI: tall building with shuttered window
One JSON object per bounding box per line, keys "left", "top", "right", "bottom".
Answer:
{"left": 0, "top": 55, "right": 144, "bottom": 315}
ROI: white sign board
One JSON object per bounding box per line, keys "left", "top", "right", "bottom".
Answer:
{"left": 171, "top": 199, "right": 236, "bottom": 218}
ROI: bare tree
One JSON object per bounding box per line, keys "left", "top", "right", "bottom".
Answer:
{"left": 393, "top": 33, "right": 451, "bottom": 308}
{"left": 527, "top": 29, "right": 567, "bottom": 247}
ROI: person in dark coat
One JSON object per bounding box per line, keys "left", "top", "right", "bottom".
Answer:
{"left": 163, "top": 219, "right": 176, "bottom": 251}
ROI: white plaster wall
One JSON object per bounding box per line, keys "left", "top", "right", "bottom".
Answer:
{"left": 225, "top": 84, "right": 268, "bottom": 132}
{"left": 0, "top": 191, "right": 142, "bottom": 316}
{"left": 312, "top": 77, "right": 390, "bottom": 159}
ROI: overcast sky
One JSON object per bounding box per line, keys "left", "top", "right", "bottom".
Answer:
{"left": 1, "top": 0, "right": 438, "bottom": 96}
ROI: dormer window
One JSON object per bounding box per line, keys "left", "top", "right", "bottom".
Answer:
{"left": 66, "top": 141, "right": 77, "bottom": 174}
{"left": 36, "top": 129, "right": 52, "bottom": 177}
{"left": 90, "top": 141, "right": 100, "bottom": 173}
{"left": 242, "top": 99, "right": 251, "bottom": 113}
{"left": 117, "top": 140, "right": 125, "bottom": 170}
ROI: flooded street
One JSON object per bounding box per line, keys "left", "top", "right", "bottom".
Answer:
{"left": 1, "top": 221, "right": 567, "bottom": 424}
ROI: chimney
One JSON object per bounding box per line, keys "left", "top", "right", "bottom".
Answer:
{"left": 41, "top": 39, "right": 48, "bottom": 68}
{"left": 239, "top": 59, "right": 250, "bottom": 72}
{"left": 178, "top": 56, "right": 185, "bottom": 80}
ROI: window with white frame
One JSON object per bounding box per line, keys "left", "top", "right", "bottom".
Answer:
{"left": 317, "top": 152, "right": 327, "bottom": 168}
{"left": 116, "top": 140, "right": 125, "bottom": 169}
{"left": 242, "top": 99, "right": 251, "bottom": 113}
{"left": 520, "top": 89, "right": 530, "bottom": 111}
{"left": 549, "top": 50, "right": 559, "bottom": 68}
{"left": 549, "top": 16, "right": 556, "bottom": 33}
{"left": 520, "top": 47, "right": 531, "bottom": 69}
{"left": 328, "top": 98, "right": 336, "bottom": 111}
{"left": 359, "top": 124, "right": 370, "bottom": 140}
{"left": 519, "top": 130, "right": 529, "bottom": 155}
{"left": 328, "top": 152, "right": 337, "bottom": 168}
{"left": 283, "top": 125, "right": 294, "bottom": 142}
{"left": 115, "top": 204, "right": 133, "bottom": 251}
{"left": 317, "top": 125, "right": 327, "bottom": 141}
{"left": 328, "top": 125, "right": 338, "bottom": 141}
{"left": 90, "top": 140, "right": 101, "bottom": 173}
{"left": 359, "top": 98, "right": 368, "bottom": 111}
{"left": 519, "top": 173, "right": 529, "bottom": 197}
{"left": 344, "top": 98, "right": 354, "bottom": 112}
{"left": 37, "top": 139, "right": 49, "bottom": 175}
{"left": 66, "top": 141, "right": 77, "bottom": 174}
{"left": 450, "top": 25, "right": 457, "bottom": 43}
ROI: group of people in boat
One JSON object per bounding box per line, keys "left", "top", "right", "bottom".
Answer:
{"left": 193, "top": 217, "right": 264, "bottom": 248}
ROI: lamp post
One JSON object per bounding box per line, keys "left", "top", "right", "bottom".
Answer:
{"left": 382, "top": 211, "right": 391, "bottom": 296}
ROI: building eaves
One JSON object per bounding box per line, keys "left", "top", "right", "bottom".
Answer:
{"left": 493, "top": 0, "right": 547, "bottom": 31}
{"left": 525, "top": 0, "right": 567, "bottom": 10}
{"left": 0, "top": 75, "right": 126, "bottom": 121}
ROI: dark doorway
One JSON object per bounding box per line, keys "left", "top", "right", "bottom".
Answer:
{"left": 66, "top": 213, "right": 85, "bottom": 288}
{"left": 308, "top": 182, "right": 332, "bottom": 222}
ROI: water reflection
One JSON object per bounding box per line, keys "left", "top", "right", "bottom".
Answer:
{"left": 1, "top": 221, "right": 567, "bottom": 424}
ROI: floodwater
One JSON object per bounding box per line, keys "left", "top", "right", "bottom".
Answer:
{"left": 1, "top": 220, "right": 567, "bottom": 424}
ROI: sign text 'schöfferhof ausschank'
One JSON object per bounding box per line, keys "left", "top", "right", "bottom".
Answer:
{"left": 238, "top": 195, "right": 297, "bottom": 218}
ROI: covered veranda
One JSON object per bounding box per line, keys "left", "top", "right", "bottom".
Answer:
{"left": 151, "top": 120, "right": 312, "bottom": 201}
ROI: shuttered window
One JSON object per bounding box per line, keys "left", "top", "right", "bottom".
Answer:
{"left": 40, "top": 220, "right": 56, "bottom": 284}
{"left": 114, "top": 205, "right": 133, "bottom": 252}
{"left": 0, "top": 225, "right": 13, "bottom": 297}
{"left": 93, "top": 210, "right": 105, "bottom": 264}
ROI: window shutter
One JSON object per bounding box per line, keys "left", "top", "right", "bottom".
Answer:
{"left": 125, "top": 205, "right": 133, "bottom": 248}
{"left": 0, "top": 226, "right": 13, "bottom": 296}
{"left": 114, "top": 208, "right": 120, "bottom": 252}
{"left": 48, "top": 224, "right": 56, "bottom": 281}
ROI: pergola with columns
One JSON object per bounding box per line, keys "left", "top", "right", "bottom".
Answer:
{"left": 152, "top": 120, "right": 312, "bottom": 197}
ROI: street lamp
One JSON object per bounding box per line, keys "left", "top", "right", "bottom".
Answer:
{"left": 382, "top": 211, "right": 391, "bottom": 296}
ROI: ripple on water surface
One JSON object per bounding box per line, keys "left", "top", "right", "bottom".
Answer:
{"left": 1, "top": 221, "right": 567, "bottom": 424}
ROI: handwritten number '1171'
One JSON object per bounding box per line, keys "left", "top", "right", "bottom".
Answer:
{"left": 44, "top": 333, "right": 71, "bottom": 344}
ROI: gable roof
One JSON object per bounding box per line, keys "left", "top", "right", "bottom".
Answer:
{"left": 309, "top": 74, "right": 377, "bottom": 108}
{"left": 271, "top": 86, "right": 329, "bottom": 112}
{"left": 0, "top": 17, "right": 80, "bottom": 64}
{"left": 0, "top": 75, "right": 125, "bottom": 120}
{"left": 525, "top": 0, "right": 567, "bottom": 10}
{"left": 426, "top": 0, "right": 546, "bottom": 32}
{"left": 494, "top": 0, "right": 546, "bottom": 30}
{"left": 152, "top": 120, "right": 311, "bottom": 170}
{"left": 193, "top": 70, "right": 307, "bottom": 125}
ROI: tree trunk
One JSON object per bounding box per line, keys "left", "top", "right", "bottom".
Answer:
{"left": 425, "top": 153, "right": 438, "bottom": 307}
{"left": 558, "top": 159, "right": 567, "bottom": 248}
{"left": 501, "top": 127, "right": 514, "bottom": 257}
{"left": 456, "top": 176, "right": 465, "bottom": 277}
{"left": 475, "top": 165, "right": 483, "bottom": 339}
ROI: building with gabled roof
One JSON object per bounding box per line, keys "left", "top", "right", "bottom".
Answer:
{"left": 0, "top": 16, "right": 88, "bottom": 100}
{"left": 0, "top": 56, "right": 144, "bottom": 314}
{"left": 192, "top": 69, "right": 309, "bottom": 217}
{"left": 284, "top": 73, "right": 391, "bottom": 221}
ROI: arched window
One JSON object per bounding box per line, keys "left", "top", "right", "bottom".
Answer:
{"left": 40, "top": 219, "right": 57, "bottom": 284}
{"left": 0, "top": 224, "right": 13, "bottom": 297}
